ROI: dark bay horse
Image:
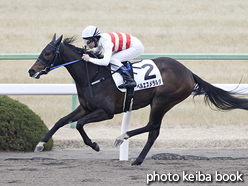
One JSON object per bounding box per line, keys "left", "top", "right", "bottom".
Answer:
{"left": 28, "top": 34, "right": 248, "bottom": 165}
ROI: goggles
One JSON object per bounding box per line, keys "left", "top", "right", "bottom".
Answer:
{"left": 85, "top": 38, "right": 95, "bottom": 45}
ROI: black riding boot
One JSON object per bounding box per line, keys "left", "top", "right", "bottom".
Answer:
{"left": 117, "top": 67, "right": 136, "bottom": 89}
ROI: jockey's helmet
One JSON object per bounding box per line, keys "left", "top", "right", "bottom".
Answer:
{"left": 82, "top": 25, "right": 100, "bottom": 39}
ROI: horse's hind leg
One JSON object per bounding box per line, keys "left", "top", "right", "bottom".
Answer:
{"left": 128, "top": 105, "right": 169, "bottom": 165}
{"left": 132, "top": 125, "right": 161, "bottom": 165}
{"left": 115, "top": 101, "right": 175, "bottom": 165}
{"left": 115, "top": 103, "right": 172, "bottom": 146}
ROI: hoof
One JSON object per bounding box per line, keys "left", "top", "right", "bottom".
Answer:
{"left": 34, "top": 146, "right": 44, "bottom": 152}
{"left": 131, "top": 160, "right": 142, "bottom": 166}
{"left": 114, "top": 138, "right": 123, "bottom": 147}
{"left": 93, "top": 142, "right": 100, "bottom": 152}
{"left": 114, "top": 133, "right": 129, "bottom": 147}
{"left": 34, "top": 142, "right": 45, "bottom": 152}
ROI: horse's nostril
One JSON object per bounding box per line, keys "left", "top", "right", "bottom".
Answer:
{"left": 28, "top": 69, "right": 35, "bottom": 77}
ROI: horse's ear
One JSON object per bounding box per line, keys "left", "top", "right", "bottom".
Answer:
{"left": 54, "top": 35, "right": 63, "bottom": 46}
{"left": 52, "top": 33, "right": 56, "bottom": 42}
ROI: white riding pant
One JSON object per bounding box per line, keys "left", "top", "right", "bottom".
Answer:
{"left": 110, "top": 37, "right": 144, "bottom": 71}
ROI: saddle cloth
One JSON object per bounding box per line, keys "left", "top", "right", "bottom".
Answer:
{"left": 112, "top": 59, "right": 163, "bottom": 92}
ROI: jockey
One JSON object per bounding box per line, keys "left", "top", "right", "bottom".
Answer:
{"left": 82, "top": 25, "right": 144, "bottom": 89}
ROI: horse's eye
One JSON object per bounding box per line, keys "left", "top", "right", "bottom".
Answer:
{"left": 45, "top": 52, "right": 51, "bottom": 56}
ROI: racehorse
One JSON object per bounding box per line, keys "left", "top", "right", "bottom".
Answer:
{"left": 28, "top": 34, "right": 248, "bottom": 165}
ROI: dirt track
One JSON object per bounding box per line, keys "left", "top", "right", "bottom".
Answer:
{"left": 1, "top": 148, "right": 248, "bottom": 186}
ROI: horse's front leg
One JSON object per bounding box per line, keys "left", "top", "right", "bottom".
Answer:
{"left": 76, "top": 108, "right": 112, "bottom": 152}
{"left": 34, "top": 105, "right": 89, "bottom": 152}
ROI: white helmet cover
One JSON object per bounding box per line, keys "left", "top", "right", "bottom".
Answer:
{"left": 82, "top": 25, "right": 100, "bottom": 39}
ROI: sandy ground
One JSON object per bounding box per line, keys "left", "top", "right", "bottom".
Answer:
{"left": 1, "top": 148, "right": 248, "bottom": 186}
{"left": 1, "top": 126, "right": 248, "bottom": 186}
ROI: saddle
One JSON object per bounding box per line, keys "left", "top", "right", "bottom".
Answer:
{"left": 112, "top": 59, "right": 163, "bottom": 92}
{"left": 116, "top": 60, "right": 163, "bottom": 112}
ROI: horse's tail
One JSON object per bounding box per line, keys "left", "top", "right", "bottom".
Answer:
{"left": 192, "top": 73, "right": 248, "bottom": 111}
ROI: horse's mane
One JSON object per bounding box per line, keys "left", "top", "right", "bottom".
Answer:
{"left": 63, "top": 36, "right": 84, "bottom": 54}
{"left": 63, "top": 36, "right": 102, "bottom": 59}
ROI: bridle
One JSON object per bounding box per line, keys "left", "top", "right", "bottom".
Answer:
{"left": 33, "top": 41, "right": 84, "bottom": 79}
{"left": 35, "top": 43, "right": 64, "bottom": 77}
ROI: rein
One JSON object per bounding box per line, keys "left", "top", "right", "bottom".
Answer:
{"left": 50, "top": 59, "right": 82, "bottom": 70}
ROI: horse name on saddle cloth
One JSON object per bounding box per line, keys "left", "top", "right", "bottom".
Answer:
{"left": 112, "top": 59, "right": 163, "bottom": 92}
